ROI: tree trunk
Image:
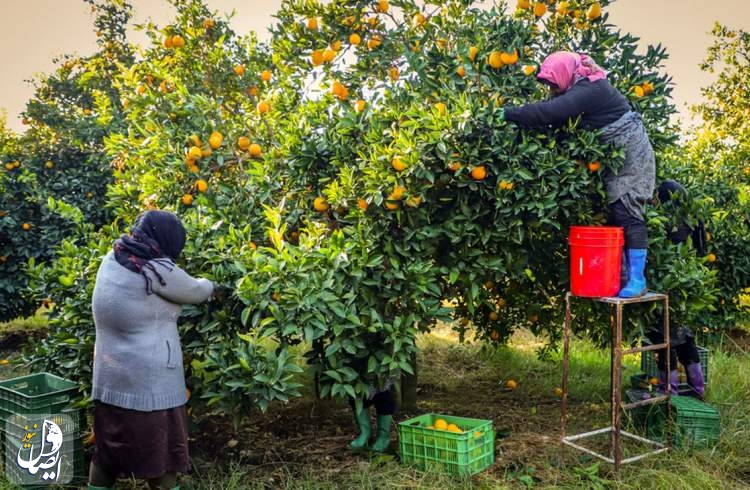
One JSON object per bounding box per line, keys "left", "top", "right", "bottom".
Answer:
{"left": 400, "top": 350, "right": 418, "bottom": 412}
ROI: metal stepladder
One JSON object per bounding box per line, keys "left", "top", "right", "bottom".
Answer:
{"left": 560, "top": 291, "right": 672, "bottom": 471}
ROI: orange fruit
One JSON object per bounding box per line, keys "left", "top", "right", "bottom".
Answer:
{"left": 137, "top": 84, "right": 147, "bottom": 94}
{"left": 447, "top": 423, "right": 461, "bottom": 433}
{"left": 488, "top": 51, "right": 504, "bottom": 69}
{"left": 500, "top": 50, "right": 519, "bottom": 65}
{"left": 349, "top": 33, "right": 361, "bottom": 45}
{"left": 322, "top": 49, "right": 336, "bottom": 62}
{"left": 448, "top": 162, "right": 462, "bottom": 172}
{"left": 311, "top": 49, "right": 324, "bottom": 66}
{"left": 45, "top": 161, "right": 54, "bottom": 169}
{"left": 188, "top": 146, "right": 203, "bottom": 160}
{"left": 355, "top": 99, "right": 366, "bottom": 112}
{"left": 489, "top": 311, "right": 499, "bottom": 321}
{"left": 528, "top": 313, "right": 539, "bottom": 323}
{"left": 182, "top": 194, "right": 193, "bottom": 206}
{"left": 248, "top": 241, "right": 257, "bottom": 250}
{"left": 642, "top": 81, "right": 655, "bottom": 95}
{"left": 313, "top": 197, "right": 329, "bottom": 212}
{"left": 195, "top": 180, "right": 208, "bottom": 193}
{"left": 434, "top": 419, "right": 448, "bottom": 430}
{"left": 330, "top": 40, "right": 342, "bottom": 52}
{"left": 389, "top": 67, "right": 399, "bottom": 81}
{"left": 434, "top": 102, "right": 447, "bottom": 115}
{"left": 209, "top": 131, "right": 223, "bottom": 149}
{"left": 307, "top": 17, "right": 318, "bottom": 30}
{"left": 533, "top": 2, "right": 547, "bottom": 16}
{"left": 412, "top": 13, "right": 426, "bottom": 27}
{"left": 249, "top": 143, "right": 262, "bottom": 158}
{"left": 357, "top": 198, "right": 368, "bottom": 210}
{"left": 554, "top": 387, "right": 563, "bottom": 397}
{"left": 377, "top": 0, "right": 389, "bottom": 13}
{"left": 189, "top": 134, "right": 202, "bottom": 147}
{"left": 261, "top": 70, "right": 272, "bottom": 82}
{"left": 517, "top": 0, "right": 531, "bottom": 8}
{"left": 506, "top": 379, "right": 518, "bottom": 390}
{"left": 649, "top": 377, "right": 659, "bottom": 386}
{"left": 171, "top": 35, "right": 185, "bottom": 48}
{"left": 706, "top": 253, "right": 717, "bottom": 263}
{"left": 522, "top": 65, "right": 536, "bottom": 76}
{"left": 556, "top": 2, "right": 570, "bottom": 16}
{"left": 468, "top": 46, "right": 479, "bottom": 62}
{"left": 391, "top": 157, "right": 407, "bottom": 172}
{"left": 164, "top": 35, "right": 174, "bottom": 48}
{"left": 405, "top": 196, "right": 422, "bottom": 207}
{"left": 499, "top": 180, "right": 514, "bottom": 190}
{"left": 390, "top": 185, "right": 406, "bottom": 200}
{"left": 385, "top": 201, "right": 400, "bottom": 211}
{"left": 237, "top": 136, "right": 251, "bottom": 150}
{"left": 632, "top": 85, "right": 645, "bottom": 97}
{"left": 257, "top": 100, "right": 271, "bottom": 113}
{"left": 587, "top": 161, "right": 601, "bottom": 172}
{"left": 456, "top": 66, "right": 466, "bottom": 77}
{"left": 490, "top": 330, "right": 499, "bottom": 341}
{"left": 587, "top": 2, "right": 602, "bottom": 20}
{"left": 233, "top": 64, "right": 246, "bottom": 76}
{"left": 367, "top": 35, "right": 382, "bottom": 50}
{"left": 470, "top": 165, "right": 487, "bottom": 180}
{"left": 22, "top": 223, "right": 31, "bottom": 231}
{"left": 203, "top": 18, "right": 215, "bottom": 29}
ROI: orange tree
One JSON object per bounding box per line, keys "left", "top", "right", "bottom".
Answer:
{"left": 0, "top": 0, "right": 132, "bottom": 322}
{"left": 26, "top": 0, "right": 721, "bottom": 419}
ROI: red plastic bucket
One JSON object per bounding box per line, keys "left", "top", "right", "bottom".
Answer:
{"left": 569, "top": 226, "right": 624, "bottom": 297}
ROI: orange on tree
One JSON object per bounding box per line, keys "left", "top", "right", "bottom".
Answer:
{"left": 488, "top": 51, "right": 504, "bottom": 69}
{"left": 261, "top": 69, "right": 272, "bottom": 82}
{"left": 233, "top": 64, "right": 245, "bottom": 76}
{"left": 181, "top": 194, "right": 193, "bottom": 206}
{"left": 405, "top": 195, "right": 422, "bottom": 207}
{"left": 45, "top": 161, "right": 54, "bottom": 169}
{"left": 257, "top": 100, "right": 271, "bottom": 113}
{"left": 195, "top": 179, "right": 208, "bottom": 193}
{"left": 587, "top": 2, "right": 602, "bottom": 20}
{"left": 500, "top": 50, "right": 519, "bottom": 65}
{"left": 533, "top": 2, "right": 547, "bottom": 17}
{"left": 388, "top": 67, "right": 399, "bottom": 81}
{"left": 247, "top": 85, "right": 259, "bottom": 97}
{"left": 187, "top": 146, "right": 202, "bottom": 160}
{"left": 642, "top": 81, "right": 655, "bottom": 95}
{"left": 22, "top": 223, "right": 31, "bottom": 231}
{"left": 330, "top": 40, "right": 342, "bottom": 51}
{"left": 522, "top": 64, "right": 536, "bottom": 76}
{"left": 355, "top": 99, "right": 366, "bottom": 112}
{"left": 203, "top": 18, "right": 215, "bottom": 29}
{"left": 390, "top": 185, "right": 406, "bottom": 200}
{"left": 553, "top": 387, "right": 564, "bottom": 397}
{"left": 489, "top": 311, "right": 499, "bottom": 321}
{"left": 137, "top": 84, "right": 147, "bottom": 94}
{"left": 163, "top": 35, "right": 174, "bottom": 48}
{"left": 357, "top": 198, "right": 368, "bottom": 210}
{"left": 311, "top": 49, "right": 324, "bottom": 66}
{"left": 517, "top": 0, "right": 531, "bottom": 8}
{"left": 377, "top": 0, "right": 389, "bottom": 13}
{"left": 391, "top": 157, "right": 406, "bottom": 172}
{"left": 706, "top": 253, "right": 717, "bottom": 263}
{"left": 209, "top": 131, "right": 223, "bottom": 149}
{"left": 470, "top": 165, "right": 487, "bottom": 180}
{"left": 556, "top": 2, "right": 570, "bottom": 16}
{"left": 249, "top": 143, "right": 262, "bottom": 158}
{"left": 313, "top": 197, "right": 329, "bottom": 212}
{"left": 587, "top": 161, "right": 601, "bottom": 172}
{"left": 307, "top": 17, "right": 318, "bottom": 30}
{"left": 649, "top": 377, "right": 659, "bottom": 386}
{"left": 348, "top": 33, "right": 361, "bottom": 45}
{"left": 506, "top": 379, "right": 518, "bottom": 390}
{"left": 189, "top": 134, "right": 202, "bottom": 147}
{"left": 448, "top": 161, "right": 462, "bottom": 172}
{"left": 322, "top": 49, "right": 336, "bottom": 62}
{"left": 237, "top": 136, "right": 251, "bottom": 150}
{"left": 456, "top": 66, "right": 466, "bottom": 77}
{"left": 384, "top": 201, "right": 400, "bottom": 211}
{"left": 412, "top": 13, "right": 426, "bottom": 27}
{"left": 367, "top": 35, "right": 382, "bottom": 50}
{"left": 171, "top": 35, "right": 185, "bottom": 48}
{"left": 490, "top": 330, "right": 500, "bottom": 341}
{"left": 434, "top": 102, "right": 447, "bottom": 115}
{"left": 632, "top": 85, "right": 645, "bottom": 97}
{"left": 468, "top": 46, "right": 479, "bottom": 62}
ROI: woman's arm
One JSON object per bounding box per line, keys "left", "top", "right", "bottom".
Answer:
{"left": 504, "top": 82, "right": 593, "bottom": 128}
{"left": 147, "top": 262, "right": 214, "bottom": 305}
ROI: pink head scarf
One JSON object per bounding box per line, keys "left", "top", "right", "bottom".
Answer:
{"left": 537, "top": 51, "right": 607, "bottom": 92}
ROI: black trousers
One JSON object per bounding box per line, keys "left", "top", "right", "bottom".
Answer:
{"left": 646, "top": 327, "right": 701, "bottom": 370}
{"left": 348, "top": 389, "right": 396, "bottom": 416}
{"left": 609, "top": 199, "right": 648, "bottom": 249}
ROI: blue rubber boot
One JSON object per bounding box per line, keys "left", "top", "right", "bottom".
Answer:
{"left": 619, "top": 249, "right": 647, "bottom": 298}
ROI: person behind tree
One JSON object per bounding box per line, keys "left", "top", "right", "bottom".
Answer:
{"left": 89, "top": 210, "right": 214, "bottom": 490}
{"left": 503, "top": 51, "right": 656, "bottom": 298}
{"left": 644, "top": 180, "right": 707, "bottom": 399}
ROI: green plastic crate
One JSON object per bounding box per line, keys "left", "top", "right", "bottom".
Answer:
{"left": 641, "top": 345, "right": 709, "bottom": 387}
{"left": 624, "top": 391, "right": 720, "bottom": 448}
{"left": 1, "top": 407, "right": 86, "bottom": 440}
{"left": 398, "top": 413, "right": 494, "bottom": 476}
{"left": 0, "top": 373, "right": 78, "bottom": 413}
{"left": 2, "top": 432, "right": 85, "bottom": 487}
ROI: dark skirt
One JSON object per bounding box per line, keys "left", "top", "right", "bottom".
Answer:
{"left": 92, "top": 401, "right": 191, "bottom": 479}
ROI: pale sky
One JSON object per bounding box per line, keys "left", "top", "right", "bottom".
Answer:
{"left": 2, "top": 0, "right": 749, "bottom": 133}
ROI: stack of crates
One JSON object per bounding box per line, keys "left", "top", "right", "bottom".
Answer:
{"left": 640, "top": 345, "right": 709, "bottom": 395}
{"left": 624, "top": 390, "right": 721, "bottom": 448}
{"left": 0, "top": 373, "right": 85, "bottom": 487}
{"left": 398, "top": 413, "right": 495, "bottom": 476}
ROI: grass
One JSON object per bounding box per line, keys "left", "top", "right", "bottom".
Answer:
{"left": 0, "top": 324, "right": 746, "bottom": 489}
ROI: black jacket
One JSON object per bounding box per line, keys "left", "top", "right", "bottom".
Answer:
{"left": 504, "top": 79, "right": 631, "bottom": 130}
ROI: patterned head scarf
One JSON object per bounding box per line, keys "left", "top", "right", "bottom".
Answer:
{"left": 537, "top": 51, "right": 607, "bottom": 92}
{"left": 113, "top": 210, "right": 187, "bottom": 294}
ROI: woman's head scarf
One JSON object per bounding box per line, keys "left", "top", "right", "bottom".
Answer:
{"left": 537, "top": 51, "right": 607, "bottom": 92}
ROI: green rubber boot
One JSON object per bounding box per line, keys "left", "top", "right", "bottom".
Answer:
{"left": 349, "top": 407, "right": 371, "bottom": 449}
{"left": 369, "top": 414, "right": 393, "bottom": 452}
{"left": 88, "top": 486, "right": 113, "bottom": 490}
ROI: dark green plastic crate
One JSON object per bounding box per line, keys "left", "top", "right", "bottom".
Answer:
{"left": 624, "top": 391, "right": 720, "bottom": 448}
{"left": 641, "top": 345, "right": 709, "bottom": 386}
{"left": 0, "top": 373, "right": 78, "bottom": 414}
{"left": 398, "top": 413, "right": 494, "bottom": 476}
